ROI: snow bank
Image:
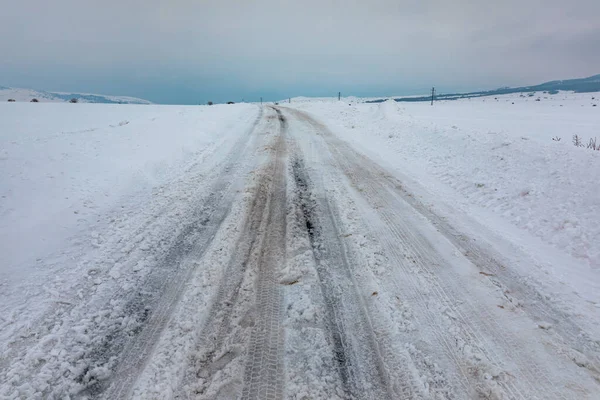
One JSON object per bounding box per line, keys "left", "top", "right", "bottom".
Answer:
{"left": 376, "top": 99, "right": 404, "bottom": 121}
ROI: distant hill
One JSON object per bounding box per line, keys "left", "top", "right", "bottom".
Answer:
{"left": 368, "top": 74, "right": 600, "bottom": 103}
{"left": 0, "top": 87, "right": 152, "bottom": 104}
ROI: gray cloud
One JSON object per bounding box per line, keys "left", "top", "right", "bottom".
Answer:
{"left": 1, "top": 0, "right": 599, "bottom": 103}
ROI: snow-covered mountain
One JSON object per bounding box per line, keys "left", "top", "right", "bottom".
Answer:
{"left": 0, "top": 86, "right": 152, "bottom": 104}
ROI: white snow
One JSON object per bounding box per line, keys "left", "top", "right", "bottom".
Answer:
{"left": 287, "top": 90, "right": 600, "bottom": 314}
{"left": 1, "top": 103, "right": 250, "bottom": 277}
{"left": 2, "top": 91, "right": 600, "bottom": 398}
{"left": 0, "top": 103, "right": 258, "bottom": 368}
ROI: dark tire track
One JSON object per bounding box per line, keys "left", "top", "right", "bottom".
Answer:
{"left": 289, "top": 155, "right": 396, "bottom": 399}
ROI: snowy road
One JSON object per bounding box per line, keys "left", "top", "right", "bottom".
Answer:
{"left": 2, "top": 105, "right": 600, "bottom": 399}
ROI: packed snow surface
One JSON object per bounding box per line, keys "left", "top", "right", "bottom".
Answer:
{"left": 1, "top": 93, "right": 599, "bottom": 399}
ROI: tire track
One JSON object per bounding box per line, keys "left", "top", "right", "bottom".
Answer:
{"left": 241, "top": 108, "right": 287, "bottom": 400}
{"left": 375, "top": 170, "right": 600, "bottom": 381}
{"left": 289, "top": 157, "right": 353, "bottom": 397}
{"left": 288, "top": 144, "right": 404, "bottom": 399}
{"left": 176, "top": 107, "right": 287, "bottom": 400}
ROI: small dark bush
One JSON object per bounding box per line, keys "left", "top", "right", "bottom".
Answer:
{"left": 227, "top": 101, "right": 235, "bottom": 104}
{"left": 7, "top": 99, "right": 15, "bottom": 102}
{"left": 69, "top": 98, "right": 78, "bottom": 103}
{"left": 207, "top": 101, "right": 213, "bottom": 105}
{"left": 30, "top": 98, "right": 39, "bottom": 103}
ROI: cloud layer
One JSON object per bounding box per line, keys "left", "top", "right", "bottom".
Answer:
{"left": 1, "top": 0, "right": 598, "bottom": 103}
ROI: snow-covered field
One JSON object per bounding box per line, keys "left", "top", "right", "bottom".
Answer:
{"left": 1, "top": 94, "right": 599, "bottom": 399}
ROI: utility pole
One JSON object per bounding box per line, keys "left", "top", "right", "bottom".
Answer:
{"left": 431, "top": 87, "right": 435, "bottom": 106}
{"left": 338, "top": 92, "right": 341, "bottom": 101}
{"left": 289, "top": 98, "right": 291, "bottom": 104}
{"left": 260, "top": 97, "right": 262, "bottom": 105}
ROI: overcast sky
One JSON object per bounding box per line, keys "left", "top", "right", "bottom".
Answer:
{"left": 1, "top": 0, "right": 599, "bottom": 104}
